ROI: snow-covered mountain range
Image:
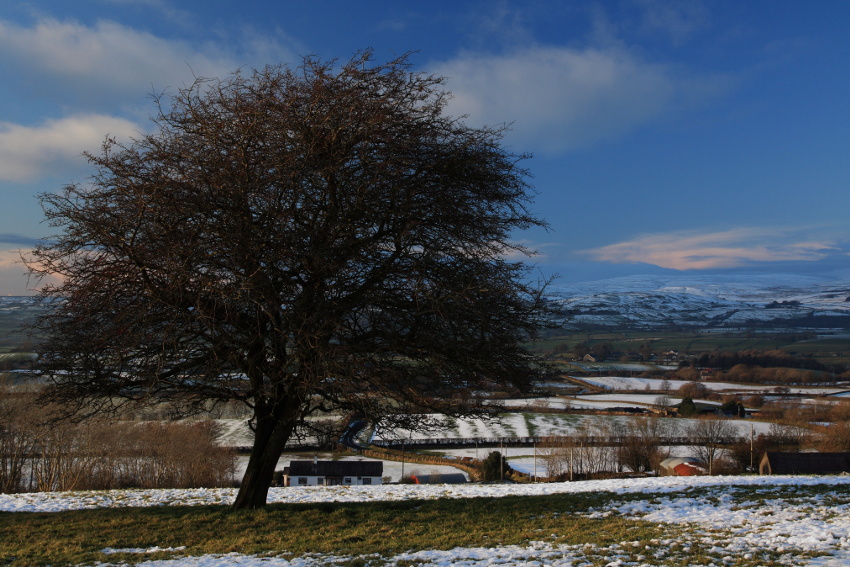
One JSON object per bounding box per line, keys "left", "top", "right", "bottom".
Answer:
{"left": 546, "top": 274, "right": 850, "bottom": 330}
{"left": 4, "top": 274, "right": 850, "bottom": 333}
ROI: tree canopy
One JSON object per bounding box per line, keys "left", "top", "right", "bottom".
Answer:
{"left": 28, "top": 52, "right": 550, "bottom": 508}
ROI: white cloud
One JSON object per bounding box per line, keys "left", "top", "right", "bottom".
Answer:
{"left": 584, "top": 228, "right": 839, "bottom": 270}
{"left": 433, "top": 45, "right": 731, "bottom": 153}
{"left": 0, "top": 16, "right": 302, "bottom": 183}
{"left": 0, "top": 114, "right": 141, "bottom": 182}
{"left": 0, "top": 17, "right": 297, "bottom": 109}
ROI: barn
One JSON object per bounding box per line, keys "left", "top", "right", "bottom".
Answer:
{"left": 659, "top": 457, "right": 706, "bottom": 476}
{"left": 759, "top": 452, "right": 850, "bottom": 475}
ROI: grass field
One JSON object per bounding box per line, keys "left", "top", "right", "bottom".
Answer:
{"left": 2, "top": 481, "right": 848, "bottom": 567}
{"left": 0, "top": 493, "right": 648, "bottom": 566}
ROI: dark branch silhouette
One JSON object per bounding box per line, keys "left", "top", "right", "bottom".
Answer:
{"left": 27, "top": 51, "right": 551, "bottom": 508}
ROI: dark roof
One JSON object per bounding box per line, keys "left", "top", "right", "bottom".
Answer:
{"left": 286, "top": 460, "right": 383, "bottom": 478}
{"left": 761, "top": 452, "right": 850, "bottom": 475}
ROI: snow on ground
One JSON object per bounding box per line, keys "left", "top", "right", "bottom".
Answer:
{"left": 500, "top": 396, "right": 574, "bottom": 410}
{"left": 373, "top": 412, "right": 774, "bottom": 443}
{"left": 574, "top": 393, "right": 670, "bottom": 405}
{"left": 373, "top": 414, "right": 535, "bottom": 441}
{"left": 6, "top": 476, "right": 850, "bottom": 566}
{"left": 1, "top": 474, "right": 846, "bottom": 512}
{"left": 505, "top": 395, "right": 665, "bottom": 411}
{"left": 581, "top": 376, "right": 848, "bottom": 395}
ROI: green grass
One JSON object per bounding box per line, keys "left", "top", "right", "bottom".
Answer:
{"left": 0, "top": 493, "right": 644, "bottom": 566}
{"left": 0, "top": 487, "right": 833, "bottom": 567}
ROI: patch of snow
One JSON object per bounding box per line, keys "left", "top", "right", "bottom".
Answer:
{"left": 9, "top": 476, "right": 850, "bottom": 566}
{"left": 581, "top": 376, "right": 846, "bottom": 396}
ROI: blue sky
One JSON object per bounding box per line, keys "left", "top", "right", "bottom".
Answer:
{"left": 1, "top": 1, "right": 848, "bottom": 294}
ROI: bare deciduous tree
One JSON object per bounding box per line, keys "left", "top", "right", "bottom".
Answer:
{"left": 27, "top": 52, "right": 550, "bottom": 508}
{"left": 0, "top": 382, "right": 35, "bottom": 493}
{"left": 617, "top": 417, "right": 677, "bottom": 474}
{"left": 539, "top": 420, "right": 616, "bottom": 479}
{"left": 653, "top": 395, "right": 672, "bottom": 414}
{"left": 690, "top": 417, "right": 737, "bottom": 475}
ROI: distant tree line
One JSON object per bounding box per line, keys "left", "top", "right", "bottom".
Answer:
{"left": 689, "top": 349, "right": 842, "bottom": 373}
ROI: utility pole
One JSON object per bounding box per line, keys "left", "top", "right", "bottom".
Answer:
{"left": 750, "top": 423, "right": 754, "bottom": 472}
{"left": 500, "top": 439, "right": 504, "bottom": 481}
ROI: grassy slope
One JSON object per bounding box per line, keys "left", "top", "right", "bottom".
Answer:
{"left": 0, "top": 487, "right": 821, "bottom": 567}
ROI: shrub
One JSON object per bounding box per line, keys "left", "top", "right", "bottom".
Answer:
{"left": 480, "top": 451, "right": 510, "bottom": 481}
{"left": 678, "top": 396, "right": 698, "bottom": 417}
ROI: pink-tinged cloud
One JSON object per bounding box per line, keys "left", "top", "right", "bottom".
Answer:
{"left": 0, "top": 249, "right": 61, "bottom": 295}
{"left": 584, "top": 229, "right": 838, "bottom": 270}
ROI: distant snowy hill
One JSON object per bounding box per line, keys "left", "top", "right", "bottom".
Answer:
{"left": 546, "top": 274, "right": 850, "bottom": 330}
{"left": 4, "top": 274, "right": 850, "bottom": 333}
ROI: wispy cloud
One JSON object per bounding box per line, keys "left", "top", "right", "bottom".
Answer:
{"left": 0, "top": 114, "right": 140, "bottom": 182}
{"left": 0, "top": 17, "right": 297, "bottom": 110}
{"left": 0, "top": 16, "right": 306, "bottom": 184}
{"left": 584, "top": 228, "right": 841, "bottom": 270}
{"left": 433, "top": 45, "right": 732, "bottom": 154}
{"left": 0, "top": 234, "right": 42, "bottom": 247}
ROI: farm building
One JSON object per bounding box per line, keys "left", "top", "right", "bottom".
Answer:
{"left": 759, "top": 452, "right": 850, "bottom": 475}
{"left": 659, "top": 457, "right": 706, "bottom": 476}
{"left": 283, "top": 459, "right": 383, "bottom": 486}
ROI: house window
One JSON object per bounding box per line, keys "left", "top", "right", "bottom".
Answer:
{"left": 344, "top": 478, "right": 352, "bottom": 484}
{"left": 297, "top": 477, "right": 307, "bottom": 485}
{"left": 362, "top": 477, "right": 372, "bottom": 485}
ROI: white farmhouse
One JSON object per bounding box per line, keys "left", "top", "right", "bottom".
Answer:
{"left": 283, "top": 459, "right": 383, "bottom": 486}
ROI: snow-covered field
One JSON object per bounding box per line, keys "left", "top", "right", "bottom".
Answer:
{"left": 372, "top": 412, "right": 773, "bottom": 443}
{"left": 579, "top": 376, "right": 849, "bottom": 395}
{"left": 5, "top": 476, "right": 850, "bottom": 566}
{"left": 504, "top": 394, "right": 672, "bottom": 410}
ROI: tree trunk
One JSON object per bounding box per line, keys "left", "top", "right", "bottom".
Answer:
{"left": 232, "top": 415, "right": 296, "bottom": 509}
